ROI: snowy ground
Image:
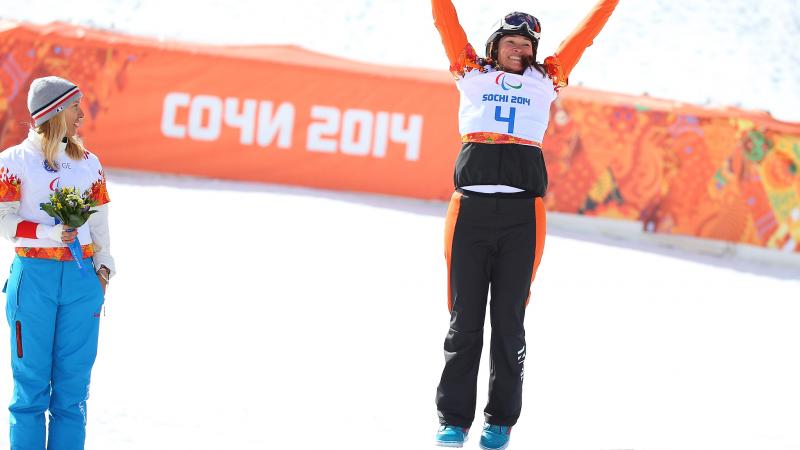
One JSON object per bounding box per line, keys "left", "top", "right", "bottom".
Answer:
{"left": 0, "top": 171, "right": 797, "bottom": 450}
{"left": 2, "top": 0, "right": 799, "bottom": 122}
{"left": 1, "top": 1, "right": 799, "bottom": 448}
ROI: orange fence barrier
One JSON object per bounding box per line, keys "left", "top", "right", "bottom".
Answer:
{"left": 2, "top": 21, "right": 799, "bottom": 253}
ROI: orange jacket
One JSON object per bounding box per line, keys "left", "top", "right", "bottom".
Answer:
{"left": 432, "top": 0, "right": 620, "bottom": 88}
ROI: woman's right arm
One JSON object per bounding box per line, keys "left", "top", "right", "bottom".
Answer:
{"left": 431, "top": 0, "right": 470, "bottom": 67}
{"left": 0, "top": 201, "right": 66, "bottom": 242}
{"left": 0, "top": 201, "right": 30, "bottom": 240}
{"left": 0, "top": 159, "right": 65, "bottom": 242}
{"left": 0, "top": 161, "right": 33, "bottom": 240}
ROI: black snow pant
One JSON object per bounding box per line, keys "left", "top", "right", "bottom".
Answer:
{"left": 436, "top": 190, "right": 546, "bottom": 428}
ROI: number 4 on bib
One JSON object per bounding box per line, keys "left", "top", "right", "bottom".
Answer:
{"left": 494, "top": 106, "right": 516, "bottom": 134}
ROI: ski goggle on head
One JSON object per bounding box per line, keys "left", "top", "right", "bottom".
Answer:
{"left": 497, "top": 12, "right": 541, "bottom": 41}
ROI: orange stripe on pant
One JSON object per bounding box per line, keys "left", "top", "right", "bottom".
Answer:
{"left": 525, "top": 197, "right": 547, "bottom": 306}
{"left": 443, "top": 191, "right": 463, "bottom": 312}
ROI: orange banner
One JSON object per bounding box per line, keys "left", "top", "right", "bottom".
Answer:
{"left": 544, "top": 91, "right": 800, "bottom": 252}
{"left": 0, "top": 21, "right": 460, "bottom": 200}
{"left": 2, "top": 21, "right": 799, "bottom": 253}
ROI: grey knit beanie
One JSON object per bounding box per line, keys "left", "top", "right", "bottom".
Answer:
{"left": 27, "top": 76, "right": 83, "bottom": 127}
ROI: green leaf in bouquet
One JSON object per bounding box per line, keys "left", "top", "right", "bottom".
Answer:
{"left": 40, "top": 203, "right": 64, "bottom": 223}
{"left": 40, "top": 203, "right": 55, "bottom": 216}
{"left": 66, "top": 214, "right": 86, "bottom": 228}
{"left": 41, "top": 187, "right": 101, "bottom": 229}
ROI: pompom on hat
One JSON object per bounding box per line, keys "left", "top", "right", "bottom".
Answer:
{"left": 27, "top": 76, "right": 83, "bottom": 127}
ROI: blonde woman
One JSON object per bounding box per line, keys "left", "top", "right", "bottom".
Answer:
{"left": 0, "top": 76, "right": 114, "bottom": 450}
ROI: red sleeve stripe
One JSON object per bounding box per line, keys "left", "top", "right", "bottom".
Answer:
{"left": 15, "top": 221, "right": 38, "bottom": 239}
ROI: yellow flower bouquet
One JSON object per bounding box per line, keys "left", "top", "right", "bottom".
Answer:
{"left": 40, "top": 186, "right": 98, "bottom": 271}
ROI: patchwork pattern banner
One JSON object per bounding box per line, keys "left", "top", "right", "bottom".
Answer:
{"left": 2, "top": 21, "right": 799, "bottom": 253}
{"left": 544, "top": 92, "right": 800, "bottom": 252}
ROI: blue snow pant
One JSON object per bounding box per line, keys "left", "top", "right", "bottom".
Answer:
{"left": 4, "top": 255, "right": 104, "bottom": 450}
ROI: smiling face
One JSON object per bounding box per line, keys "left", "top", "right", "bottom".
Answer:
{"left": 496, "top": 35, "right": 534, "bottom": 74}
{"left": 63, "top": 99, "right": 84, "bottom": 137}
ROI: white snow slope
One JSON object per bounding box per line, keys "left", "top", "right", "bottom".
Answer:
{"left": 0, "top": 172, "right": 797, "bottom": 450}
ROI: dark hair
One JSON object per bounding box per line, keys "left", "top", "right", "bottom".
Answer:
{"left": 485, "top": 37, "right": 546, "bottom": 76}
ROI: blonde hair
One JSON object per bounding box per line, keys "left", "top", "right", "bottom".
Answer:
{"left": 35, "top": 110, "right": 86, "bottom": 170}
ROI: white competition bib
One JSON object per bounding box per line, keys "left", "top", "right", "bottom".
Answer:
{"left": 456, "top": 68, "right": 557, "bottom": 143}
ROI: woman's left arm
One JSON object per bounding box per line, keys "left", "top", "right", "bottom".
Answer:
{"left": 547, "top": 0, "right": 621, "bottom": 85}
{"left": 85, "top": 157, "right": 115, "bottom": 285}
{"left": 88, "top": 204, "right": 115, "bottom": 279}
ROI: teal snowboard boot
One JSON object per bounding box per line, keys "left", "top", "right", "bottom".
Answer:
{"left": 435, "top": 424, "right": 469, "bottom": 447}
{"left": 479, "top": 423, "right": 512, "bottom": 450}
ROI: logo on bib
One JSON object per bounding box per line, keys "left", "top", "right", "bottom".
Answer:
{"left": 495, "top": 72, "right": 522, "bottom": 91}
{"left": 43, "top": 160, "right": 58, "bottom": 173}
{"left": 49, "top": 177, "right": 61, "bottom": 191}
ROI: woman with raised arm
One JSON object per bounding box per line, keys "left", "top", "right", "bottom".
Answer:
{"left": 431, "top": 1, "right": 620, "bottom": 448}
